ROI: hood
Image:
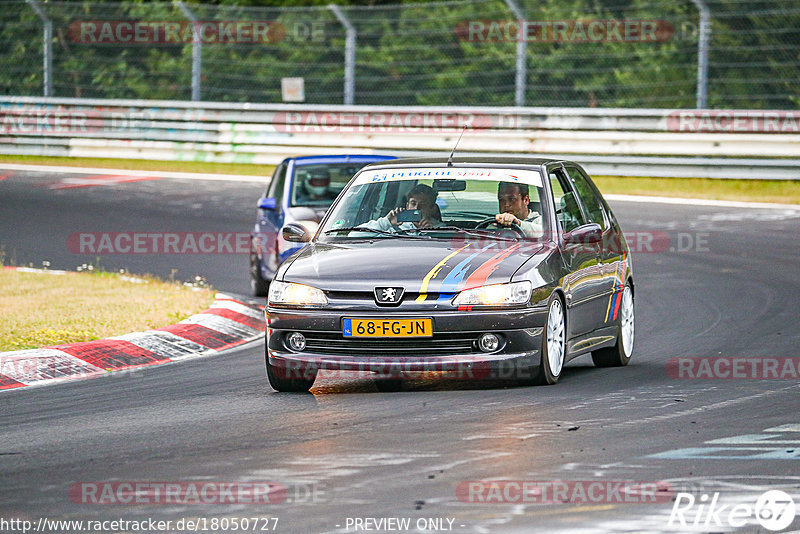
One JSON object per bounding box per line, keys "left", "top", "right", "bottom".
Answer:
{"left": 281, "top": 239, "right": 544, "bottom": 294}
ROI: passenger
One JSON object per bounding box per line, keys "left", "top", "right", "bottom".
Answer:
{"left": 494, "top": 181, "right": 543, "bottom": 237}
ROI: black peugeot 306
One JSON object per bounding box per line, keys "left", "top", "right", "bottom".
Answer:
{"left": 265, "top": 157, "right": 635, "bottom": 392}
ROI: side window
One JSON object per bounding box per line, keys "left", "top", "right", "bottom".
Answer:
{"left": 549, "top": 169, "right": 585, "bottom": 233}
{"left": 267, "top": 164, "right": 287, "bottom": 202}
{"left": 566, "top": 167, "right": 607, "bottom": 230}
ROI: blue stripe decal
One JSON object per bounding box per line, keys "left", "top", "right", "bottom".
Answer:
{"left": 606, "top": 291, "right": 619, "bottom": 322}
{"left": 435, "top": 244, "right": 496, "bottom": 302}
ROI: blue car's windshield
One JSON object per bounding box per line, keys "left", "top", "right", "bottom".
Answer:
{"left": 290, "top": 163, "right": 371, "bottom": 208}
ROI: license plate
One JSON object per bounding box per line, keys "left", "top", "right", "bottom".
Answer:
{"left": 343, "top": 318, "right": 433, "bottom": 338}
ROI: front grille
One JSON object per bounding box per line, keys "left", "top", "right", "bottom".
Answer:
{"left": 326, "top": 291, "right": 429, "bottom": 302}
{"left": 300, "top": 331, "right": 477, "bottom": 355}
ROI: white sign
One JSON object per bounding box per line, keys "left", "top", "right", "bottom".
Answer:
{"left": 281, "top": 77, "right": 305, "bottom": 102}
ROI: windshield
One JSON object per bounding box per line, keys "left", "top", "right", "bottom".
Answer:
{"left": 318, "top": 167, "right": 549, "bottom": 241}
{"left": 290, "top": 163, "right": 371, "bottom": 208}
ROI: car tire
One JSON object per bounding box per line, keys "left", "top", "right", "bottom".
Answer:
{"left": 592, "top": 284, "right": 634, "bottom": 367}
{"left": 266, "top": 358, "right": 316, "bottom": 392}
{"left": 250, "top": 245, "right": 270, "bottom": 297}
{"left": 526, "top": 294, "right": 566, "bottom": 386}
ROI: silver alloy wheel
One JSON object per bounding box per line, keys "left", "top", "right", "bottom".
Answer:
{"left": 620, "top": 286, "right": 635, "bottom": 357}
{"left": 547, "top": 298, "right": 565, "bottom": 376}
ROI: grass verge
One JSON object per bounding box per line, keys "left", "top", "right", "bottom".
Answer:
{"left": 0, "top": 154, "right": 274, "bottom": 176}
{"left": 0, "top": 268, "right": 215, "bottom": 352}
{"left": 593, "top": 176, "right": 800, "bottom": 204}
{"left": 1, "top": 155, "right": 798, "bottom": 204}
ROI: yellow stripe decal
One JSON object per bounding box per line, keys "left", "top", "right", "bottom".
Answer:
{"left": 604, "top": 292, "right": 614, "bottom": 321}
{"left": 416, "top": 244, "right": 470, "bottom": 302}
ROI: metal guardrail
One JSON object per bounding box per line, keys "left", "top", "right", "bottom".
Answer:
{"left": 1, "top": 97, "right": 798, "bottom": 179}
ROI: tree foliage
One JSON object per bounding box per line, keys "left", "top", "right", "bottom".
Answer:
{"left": 1, "top": 0, "right": 797, "bottom": 108}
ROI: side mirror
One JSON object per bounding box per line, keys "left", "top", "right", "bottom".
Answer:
{"left": 565, "top": 223, "right": 602, "bottom": 245}
{"left": 258, "top": 197, "right": 277, "bottom": 210}
{"left": 282, "top": 223, "right": 311, "bottom": 243}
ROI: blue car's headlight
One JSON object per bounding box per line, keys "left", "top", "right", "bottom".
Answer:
{"left": 452, "top": 281, "right": 532, "bottom": 307}
{"left": 269, "top": 281, "right": 328, "bottom": 306}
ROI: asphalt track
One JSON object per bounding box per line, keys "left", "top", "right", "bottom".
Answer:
{"left": 1, "top": 169, "right": 800, "bottom": 533}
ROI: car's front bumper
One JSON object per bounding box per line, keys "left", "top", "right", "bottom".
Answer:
{"left": 265, "top": 307, "right": 547, "bottom": 381}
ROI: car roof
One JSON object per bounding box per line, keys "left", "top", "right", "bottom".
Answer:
{"left": 292, "top": 155, "right": 396, "bottom": 166}
{"left": 360, "top": 156, "right": 570, "bottom": 170}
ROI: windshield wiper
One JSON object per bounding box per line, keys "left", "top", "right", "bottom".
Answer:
{"left": 323, "top": 227, "right": 429, "bottom": 239}
{"left": 415, "top": 226, "right": 519, "bottom": 242}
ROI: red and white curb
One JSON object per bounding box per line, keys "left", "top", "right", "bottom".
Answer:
{"left": 0, "top": 293, "right": 265, "bottom": 391}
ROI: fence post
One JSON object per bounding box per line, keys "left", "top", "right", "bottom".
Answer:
{"left": 328, "top": 4, "right": 356, "bottom": 105}
{"left": 26, "top": 0, "right": 52, "bottom": 97}
{"left": 503, "top": 0, "right": 526, "bottom": 107}
{"left": 176, "top": 1, "right": 202, "bottom": 101}
{"left": 691, "top": 0, "right": 710, "bottom": 109}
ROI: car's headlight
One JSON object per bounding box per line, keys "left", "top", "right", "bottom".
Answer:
{"left": 269, "top": 281, "right": 327, "bottom": 306}
{"left": 452, "top": 281, "right": 532, "bottom": 307}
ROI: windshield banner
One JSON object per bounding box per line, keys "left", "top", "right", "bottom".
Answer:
{"left": 354, "top": 167, "right": 543, "bottom": 188}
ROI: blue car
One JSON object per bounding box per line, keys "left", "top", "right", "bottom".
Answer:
{"left": 250, "top": 155, "right": 396, "bottom": 296}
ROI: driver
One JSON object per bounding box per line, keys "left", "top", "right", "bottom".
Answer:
{"left": 299, "top": 167, "right": 337, "bottom": 202}
{"left": 495, "top": 182, "right": 543, "bottom": 237}
{"left": 364, "top": 184, "right": 443, "bottom": 232}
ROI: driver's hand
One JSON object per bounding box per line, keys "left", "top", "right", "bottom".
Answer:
{"left": 495, "top": 213, "right": 520, "bottom": 227}
{"left": 417, "top": 217, "right": 432, "bottom": 229}
{"left": 388, "top": 207, "right": 404, "bottom": 226}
